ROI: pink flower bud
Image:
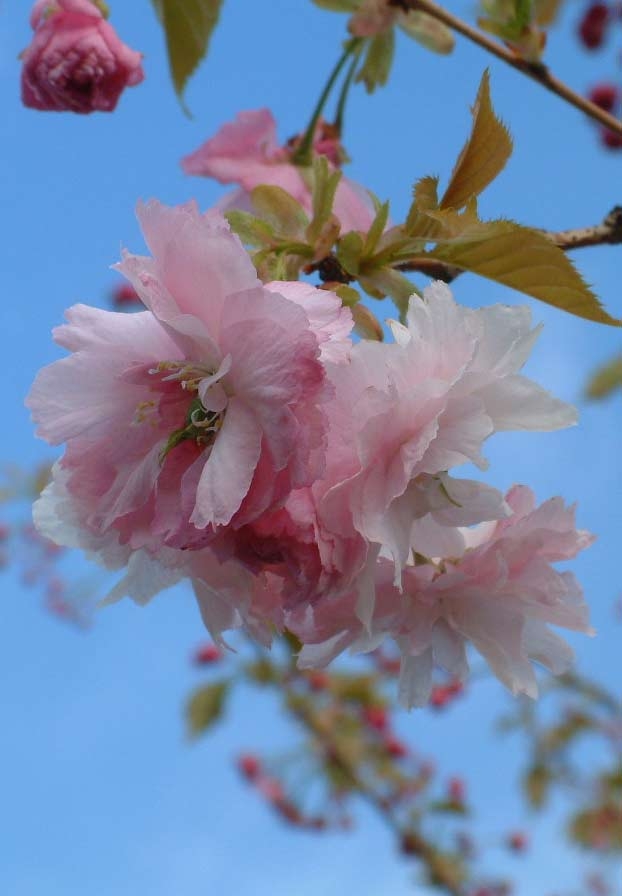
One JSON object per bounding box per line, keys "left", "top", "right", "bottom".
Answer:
{"left": 236, "top": 754, "right": 261, "bottom": 781}
{"left": 588, "top": 82, "right": 619, "bottom": 112}
{"left": 193, "top": 643, "right": 222, "bottom": 665}
{"left": 363, "top": 705, "right": 388, "bottom": 732}
{"left": 21, "top": 0, "right": 144, "bottom": 113}
{"left": 111, "top": 282, "right": 141, "bottom": 307}
{"left": 384, "top": 735, "right": 408, "bottom": 759}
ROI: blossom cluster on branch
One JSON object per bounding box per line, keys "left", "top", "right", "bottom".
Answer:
{"left": 27, "top": 191, "right": 593, "bottom": 706}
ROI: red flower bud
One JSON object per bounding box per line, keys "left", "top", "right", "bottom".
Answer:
{"left": 578, "top": 3, "right": 610, "bottom": 49}
{"left": 193, "top": 643, "right": 222, "bottom": 665}
{"left": 237, "top": 754, "right": 261, "bottom": 781}
{"left": 588, "top": 83, "right": 618, "bottom": 112}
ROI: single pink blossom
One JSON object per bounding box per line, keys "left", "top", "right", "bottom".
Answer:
{"left": 21, "top": 0, "right": 144, "bottom": 114}
{"left": 28, "top": 201, "right": 351, "bottom": 571}
{"left": 294, "top": 486, "right": 594, "bottom": 707}
{"left": 181, "top": 108, "right": 377, "bottom": 233}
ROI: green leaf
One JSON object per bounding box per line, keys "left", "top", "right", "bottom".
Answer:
{"left": 524, "top": 763, "right": 551, "bottom": 809}
{"left": 336, "top": 231, "right": 365, "bottom": 275}
{"left": 586, "top": 355, "right": 622, "bottom": 399}
{"left": 363, "top": 201, "right": 391, "bottom": 255}
{"left": 358, "top": 268, "right": 417, "bottom": 320}
{"left": 186, "top": 680, "right": 229, "bottom": 738}
{"left": 335, "top": 284, "right": 361, "bottom": 307}
{"left": 224, "top": 210, "right": 275, "bottom": 247}
{"left": 151, "top": 0, "right": 223, "bottom": 105}
{"left": 424, "top": 218, "right": 621, "bottom": 326}
{"left": 311, "top": 0, "right": 358, "bottom": 9}
{"left": 250, "top": 185, "right": 309, "bottom": 237}
{"left": 306, "top": 155, "right": 342, "bottom": 244}
{"left": 440, "top": 70, "right": 513, "bottom": 210}
{"left": 399, "top": 11, "right": 455, "bottom": 53}
{"left": 356, "top": 29, "right": 395, "bottom": 93}
{"left": 404, "top": 176, "right": 441, "bottom": 237}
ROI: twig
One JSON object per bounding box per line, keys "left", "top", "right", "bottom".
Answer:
{"left": 287, "top": 696, "right": 465, "bottom": 896}
{"left": 309, "top": 207, "right": 622, "bottom": 285}
{"left": 546, "top": 205, "right": 622, "bottom": 250}
{"left": 390, "top": 0, "right": 622, "bottom": 137}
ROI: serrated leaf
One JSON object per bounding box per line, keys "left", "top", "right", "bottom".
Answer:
{"left": 224, "top": 210, "right": 275, "bottom": 247}
{"left": 424, "top": 219, "right": 620, "bottom": 326}
{"left": 152, "top": 0, "right": 223, "bottom": 104}
{"left": 405, "top": 176, "right": 441, "bottom": 237}
{"left": 337, "top": 231, "right": 365, "bottom": 275}
{"left": 586, "top": 355, "right": 622, "bottom": 399}
{"left": 356, "top": 29, "right": 395, "bottom": 93}
{"left": 440, "top": 70, "right": 513, "bottom": 210}
{"left": 399, "top": 11, "right": 455, "bottom": 53}
{"left": 250, "top": 185, "right": 309, "bottom": 237}
{"left": 186, "top": 680, "right": 229, "bottom": 738}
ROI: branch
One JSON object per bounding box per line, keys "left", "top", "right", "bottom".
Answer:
{"left": 546, "top": 205, "right": 622, "bottom": 250}
{"left": 289, "top": 697, "right": 466, "bottom": 896}
{"left": 309, "top": 207, "right": 622, "bottom": 286}
{"left": 390, "top": 0, "right": 622, "bottom": 138}
{"left": 396, "top": 206, "right": 622, "bottom": 282}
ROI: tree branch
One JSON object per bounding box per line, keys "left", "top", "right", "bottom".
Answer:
{"left": 310, "top": 207, "right": 622, "bottom": 286}
{"left": 396, "top": 206, "right": 622, "bottom": 282}
{"left": 390, "top": 0, "right": 622, "bottom": 138}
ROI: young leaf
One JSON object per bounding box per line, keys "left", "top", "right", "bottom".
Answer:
{"left": 186, "top": 680, "right": 230, "bottom": 738}
{"left": 151, "top": 0, "right": 223, "bottom": 104}
{"left": 399, "top": 11, "right": 455, "bottom": 54}
{"left": 311, "top": 0, "right": 358, "bottom": 9}
{"left": 440, "top": 70, "right": 513, "bottom": 211}
{"left": 362, "top": 201, "right": 391, "bottom": 256}
{"left": 356, "top": 29, "right": 395, "bottom": 93}
{"left": 425, "top": 219, "right": 621, "bottom": 326}
{"left": 224, "top": 210, "right": 275, "bottom": 247}
{"left": 337, "top": 231, "right": 365, "bottom": 275}
{"left": 306, "top": 156, "right": 342, "bottom": 244}
{"left": 359, "top": 267, "right": 418, "bottom": 320}
{"left": 250, "top": 185, "right": 309, "bottom": 237}
{"left": 585, "top": 355, "right": 622, "bottom": 399}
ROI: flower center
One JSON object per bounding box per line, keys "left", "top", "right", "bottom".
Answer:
{"left": 134, "top": 360, "right": 227, "bottom": 463}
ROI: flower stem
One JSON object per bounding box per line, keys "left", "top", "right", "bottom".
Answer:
{"left": 292, "top": 38, "right": 364, "bottom": 166}
{"left": 334, "top": 49, "right": 363, "bottom": 136}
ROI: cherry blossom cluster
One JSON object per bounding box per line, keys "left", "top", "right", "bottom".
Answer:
{"left": 27, "top": 196, "right": 593, "bottom": 706}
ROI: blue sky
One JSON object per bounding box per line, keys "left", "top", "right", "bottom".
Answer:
{"left": 1, "top": 1, "right": 621, "bottom": 894}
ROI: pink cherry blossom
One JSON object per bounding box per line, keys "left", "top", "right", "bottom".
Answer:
{"left": 294, "top": 486, "right": 594, "bottom": 706}
{"left": 28, "top": 200, "right": 352, "bottom": 568}
{"left": 21, "top": 0, "right": 144, "bottom": 114}
{"left": 181, "top": 108, "right": 377, "bottom": 233}
{"left": 322, "top": 282, "right": 578, "bottom": 588}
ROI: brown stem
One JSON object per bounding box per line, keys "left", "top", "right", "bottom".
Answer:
{"left": 546, "top": 205, "right": 622, "bottom": 250}
{"left": 395, "top": 206, "right": 622, "bottom": 282}
{"left": 390, "top": 0, "right": 622, "bottom": 137}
